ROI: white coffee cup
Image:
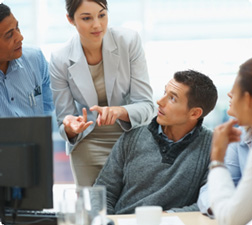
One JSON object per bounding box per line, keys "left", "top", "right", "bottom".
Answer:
{"left": 135, "top": 206, "right": 162, "bottom": 225}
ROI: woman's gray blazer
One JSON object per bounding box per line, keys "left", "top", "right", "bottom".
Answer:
{"left": 49, "top": 27, "right": 155, "bottom": 154}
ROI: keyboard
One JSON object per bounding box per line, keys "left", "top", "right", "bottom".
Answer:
{"left": 5, "top": 208, "right": 57, "bottom": 218}
{"left": 4, "top": 209, "right": 114, "bottom": 225}
{"left": 4, "top": 209, "right": 58, "bottom": 225}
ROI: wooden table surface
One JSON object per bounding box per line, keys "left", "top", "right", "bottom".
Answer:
{"left": 108, "top": 211, "right": 217, "bottom": 225}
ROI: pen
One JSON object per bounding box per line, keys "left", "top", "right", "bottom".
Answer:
{"left": 28, "top": 94, "right": 32, "bottom": 107}
{"left": 31, "top": 93, "right": 36, "bottom": 106}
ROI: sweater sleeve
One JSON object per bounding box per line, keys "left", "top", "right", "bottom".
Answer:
{"left": 94, "top": 133, "right": 127, "bottom": 215}
{"left": 170, "top": 202, "right": 199, "bottom": 212}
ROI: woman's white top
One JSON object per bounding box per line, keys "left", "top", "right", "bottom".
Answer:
{"left": 208, "top": 148, "right": 252, "bottom": 225}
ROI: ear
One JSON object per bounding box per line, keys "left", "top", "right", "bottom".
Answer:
{"left": 249, "top": 95, "right": 252, "bottom": 109}
{"left": 244, "top": 92, "right": 252, "bottom": 110}
{"left": 189, "top": 107, "right": 203, "bottom": 120}
{"left": 66, "top": 14, "right": 75, "bottom": 26}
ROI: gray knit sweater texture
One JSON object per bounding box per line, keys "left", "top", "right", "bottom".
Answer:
{"left": 95, "top": 118, "right": 212, "bottom": 214}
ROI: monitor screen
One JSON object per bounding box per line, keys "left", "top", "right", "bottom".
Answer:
{"left": 0, "top": 116, "right": 53, "bottom": 221}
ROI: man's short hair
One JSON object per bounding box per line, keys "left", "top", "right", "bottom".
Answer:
{"left": 174, "top": 70, "right": 218, "bottom": 119}
{"left": 0, "top": 3, "right": 11, "bottom": 22}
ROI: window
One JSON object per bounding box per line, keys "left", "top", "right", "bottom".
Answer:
{"left": 4, "top": 0, "right": 252, "bottom": 183}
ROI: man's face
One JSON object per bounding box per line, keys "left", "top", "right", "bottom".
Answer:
{"left": 0, "top": 13, "right": 23, "bottom": 66}
{"left": 156, "top": 79, "right": 192, "bottom": 127}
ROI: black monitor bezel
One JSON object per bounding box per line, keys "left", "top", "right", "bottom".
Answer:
{"left": 0, "top": 116, "right": 53, "bottom": 211}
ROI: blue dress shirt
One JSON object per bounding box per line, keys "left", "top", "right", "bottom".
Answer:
{"left": 197, "top": 127, "right": 251, "bottom": 217}
{"left": 0, "top": 46, "right": 54, "bottom": 117}
{"left": 158, "top": 125, "right": 196, "bottom": 145}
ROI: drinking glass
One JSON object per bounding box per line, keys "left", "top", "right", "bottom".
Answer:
{"left": 57, "top": 187, "right": 84, "bottom": 225}
{"left": 81, "top": 186, "right": 107, "bottom": 225}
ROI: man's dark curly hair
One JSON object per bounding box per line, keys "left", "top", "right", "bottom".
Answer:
{"left": 174, "top": 70, "right": 218, "bottom": 119}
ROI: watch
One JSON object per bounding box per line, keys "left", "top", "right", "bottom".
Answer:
{"left": 208, "top": 160, "right": 226, "bottom": 170}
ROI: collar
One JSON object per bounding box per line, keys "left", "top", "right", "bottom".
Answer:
{"left": 148, "top": 116, "right": 203, "bottom": 164}
{"left": 69, "top": 28, "right": 117, "bottom": 63}
{"left": 244, "top": 127, "right": 252, "bottom": 148}
{"left": 158, "top": 124, "right": 196, "bottom": 144}
{"left": 6, "top": 59, "right": 23, "bottom": 74}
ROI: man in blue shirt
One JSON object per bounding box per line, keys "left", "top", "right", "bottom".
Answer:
{"left": 0, "top": 3, "right": 54, "bottom": 117}
{"left": 197, "top": 127, "right": 251, "bottom": 217}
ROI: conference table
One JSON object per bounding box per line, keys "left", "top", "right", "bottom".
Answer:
{"left": 108, "top": 211, "right": 217, "bottom": 225}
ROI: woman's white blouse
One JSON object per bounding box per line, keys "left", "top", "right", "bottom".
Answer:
{"left": 208, "top": 149, "right": 252, "bottom": 225}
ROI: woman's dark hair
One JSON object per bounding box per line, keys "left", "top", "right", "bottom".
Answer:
{"left": 174, "top": 70, "right": 218, "bottom": 119}
{"left": 238, "top": 58, "right": 252, "bottom": 96}
{"left": 66, "top": 0, "right": 108, "bottom": 20}
{"left": 0, "top": 3, "right": 11, "bottom": 22}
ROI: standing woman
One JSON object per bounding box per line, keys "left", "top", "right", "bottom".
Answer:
{"left": 208, "top": 58, "right": 252, "bottom": 225}
{"left": 49, "top": 0, "right": 155, "bottom": 186}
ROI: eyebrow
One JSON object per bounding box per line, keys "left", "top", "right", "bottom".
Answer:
{"left": 164, "top": 85, "right": 179, "bottom": 98}
{"left": 170, "top": 91, "right": 179, "bottom": 98}
{"left": 4, "top": 29, "right": 14, "bottom": 38}
{"left": 80, "top": 8, "right": 105, "bottom": 16}
{"left": 3, "top": 21, "right": 18, "bottom": 38}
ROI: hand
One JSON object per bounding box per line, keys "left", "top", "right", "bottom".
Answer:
{"left": 211, "top": 119, "right": 242, "bottom": 162}
{"left": 63, "top": 108, "right": 93, "bottom": 139}
{"left": 90, "top": 105, "right": 129, "bottom": 126}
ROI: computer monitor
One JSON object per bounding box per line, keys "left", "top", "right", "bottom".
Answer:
{"left": 0, "top": 116, "right": 54, "bottom": 223}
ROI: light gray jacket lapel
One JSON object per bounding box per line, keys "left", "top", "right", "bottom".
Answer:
{"left": 67, "top": 30, "right": 120, "bottom": 107}
{"left": 102, "top": 30, "right": 120, "bottom": 106}
{"left": 67, "top": 36, "right": 98, "bottom": 108}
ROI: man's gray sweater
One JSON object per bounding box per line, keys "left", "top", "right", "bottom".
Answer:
{"left": 95, "top": 117, "right": 212, "bottom": 214}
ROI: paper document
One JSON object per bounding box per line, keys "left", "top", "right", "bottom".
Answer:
{"left": 117, "top": 216, "right": 185, "bottom": 225}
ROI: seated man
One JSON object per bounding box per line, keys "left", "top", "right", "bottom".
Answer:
{"left": 0, "top": 3, "right": 54, "bottom": 117}
{"left": 94, "top": 70, "right": 218, "bottom": 214}
{"left": 197, "top": 126, "right": 251, "bottom": 218}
